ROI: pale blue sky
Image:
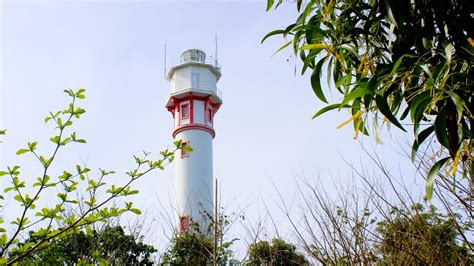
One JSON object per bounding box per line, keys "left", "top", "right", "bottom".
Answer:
{"left": 0, "top": 0, "right": 419, "bottom": 257}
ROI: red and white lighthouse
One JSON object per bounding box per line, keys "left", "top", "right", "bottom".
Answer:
{"left": 165, "top": 49, "right": 222, "bottom": 232}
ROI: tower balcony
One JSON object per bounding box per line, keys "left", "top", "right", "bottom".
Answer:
{"left": 166, "top": 80, "right": 222, "bottom": 109}
{"left": 170, "top": 80, "right": 222, "bottom": 99}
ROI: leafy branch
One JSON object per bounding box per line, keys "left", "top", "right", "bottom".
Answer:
{"left": 264, "top": 0, "right": 474, "bottom": 199}
{"left": 0, "top": 89, "right": 184, "bottom": 264}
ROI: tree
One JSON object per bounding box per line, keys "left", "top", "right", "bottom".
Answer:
{"left": 246, "top": 238, "right": 308, "bottom": 266}
{"left": 272, "top": 149, "right": 473, "bottom": 264}
{"left": 161, "top": 232, "right": 214, "bottom": 265}
{"left": 377, "top": 205, "right": 472, "bottom": 265}
{"left": 263, "top": 0, "right": 474, "bottom": 199}
{"left": 160, "top": 209, "right": 237, "bottom": 265}
{"left": 10, "top": 225, "right": 156, "bottom": 265}
{"left": 0, "top": 89, "right": 181, "bottom": 264}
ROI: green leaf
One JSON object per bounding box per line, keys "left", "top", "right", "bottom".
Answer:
{"left": 28, "top": 141, "right": 38, "bottom": 151}
{"left": 372, "top": 115, "right": 384, "bottom": 144}
{"left": 85, "top": 196, "right": 96, "bottom": 207}
{"left": 273, "top": 41, "right": 292, "bottom": 56}
{"left": 310, "top": 59, "right": 328, "bottom": 103}
{"left": 39, "top": 156, "right": 51, "bottom": 167}
{"left": 261, "top": 29, "right": 285, "bottom": 43}
{"left": 375, "top": 94, "right": 406, "bottom": 131}
{"left": 390, "top": 54, "right": 417, "bottom": 74}
{"left": 266, "top": 0, "right": 274, "bottom": 11}
{"left": 312, "top": 104, "right": 350, "bottom": 119}
{"left": 76, "top": 88, "right": 86, "bottom": 99}
{"left": 181, "top": 145, "right": 193, "bottom": 152}
{"left": 16, "top": 149, "right": 29, "bottom": 155}
{"left": 59, "top": 171, "right": 72, "bottom": 180}
{"left": 130, "top": 208, "right": 142, "bottom": 215}
{"left": 74, "top": 107, "right": 86, "bottom": 115}
{"left": 340, "top": 43, "right": 358, "bottom": 57}
{"left": 410, "top": 91, "right": 431, "bottom": 121}
{"left": 341, "top": 84, "right": 373, "bottom": 106}
{"left": 127, "top": 190, "right": 139, "bottom": 195}
{"left": 57, "top": 193, "right": 67, "bottom": 201}
{"left": 60, "top": 137, "right": 71, "bottom": 145}
{"left": 409, "top": 90, "right": 432, "bottom": 134}
{"left": 174, "top": 140, "right": 182, "bottom": 149}
{"left": 0, "top": 234, "right": 7, "bottom": 246}
{"left": 296, "top": 0, "right": 303, "bottom": 11}
{"left": 422, "top": 37, "right": 434, "bottom": 50}
{"left": 86, "top": 226, "right": 94, "bottom": 236}
{"left": 49, "top": 136, "right": 61, "bottom": 145}
{"left": 381, "top": 0, "right": 397, "bottom": 26}
{"left": 434, "top": 107, "right": 450, "bottom": 150}
{"left": 445, "top": 91, "right": 464, "bottom": 124}
{"left": 411, "top": 126, "right": 434, "bottom": 161}
{"left": 63, "top": 89, "right": 74, "bottom": 97}
{"left": 443, "top": 42, "right": 453, "bottom": 63}
{"left": 0, "top": 171, "right": 8, "bottom": 177}
{"left": 335, "top": 75, "right": 350, "bottom": 88}
{"left": 426, "top": 157, "right": 450, "bottom": 200}
{"left": 14, "top": 195, "right": 24, "bottom": 203}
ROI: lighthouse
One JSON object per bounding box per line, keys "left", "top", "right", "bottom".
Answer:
{"left": 165, "top": 49, "right": 222, "bottom": 233}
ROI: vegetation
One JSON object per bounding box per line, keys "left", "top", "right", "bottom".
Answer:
{"left": 274, "top": 150, "right": 473, "bottom": 265}
{"left": 10, "top": 225, "right": 156, "bottom": 265}
{"left": 0, "top": 89, "right": 182, "bottom": 264}
{"left": 264, "top": 0, "right": 474, "bottom": 199}
{"left": 264, "top": 1, "right": 473, "bottom": 263}
{"left": 246, "top": 238, "right": 308, "bottom": 265}
{"left": 161, "top": 232, "right": 214, "bottom": 265}
{"left": 160, "top": 208, "right": 237, "bottom": 265}
{"left": 377, "top": 205, "right": 472, "bottom": 265}
{"left": 1, "top": 2, "right": 472, "bottom": 263}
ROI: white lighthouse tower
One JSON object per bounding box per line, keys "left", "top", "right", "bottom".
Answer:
{"left": 165, "top": 49, "right": 222, "bottom": 233}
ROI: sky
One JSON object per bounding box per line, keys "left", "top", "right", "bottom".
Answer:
{"left": 0, "top": 0, "right": 420, "bottom": 258}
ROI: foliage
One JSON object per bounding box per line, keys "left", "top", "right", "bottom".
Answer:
{"left": 264, "top": 0, "right": 474, "bottom": 199}
{"left": 161, "top": 214, "right": 236, "bottom": 265}
{"left": 377, "top": 204, "right": 473, "bottom": 265}
{"left": 161, "top": 232, "right": 214, "bottom": 265}
{"left": 0, "top": 89, "right": 181, "bottom": 264}
{"left": 10, "top": 225, "right": 156, "bottom": 265}
{"left": 274, "top": 155, "right": 473, "bottom": 265}
{"left": 246, "top": 238, "right": 308, "bottom": 265}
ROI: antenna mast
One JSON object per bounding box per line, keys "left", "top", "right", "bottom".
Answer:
{"left": 164, "top": 43, "right": 167, "bottom": 78}
{"left": 214, "top": 34, "right": 219, "bottom": 68}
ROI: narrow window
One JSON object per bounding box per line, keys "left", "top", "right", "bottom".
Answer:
{"left": 179, "top": 215, "right": 189, "bottom": 233}
{"left": 208, "top": 109, "right": 213, "bottom": 123}
{"left": 181, "top": 104, "right": 189, "bottom": 119}
{"left": 181, "top": 141, "right": 190, "bottom": 158}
